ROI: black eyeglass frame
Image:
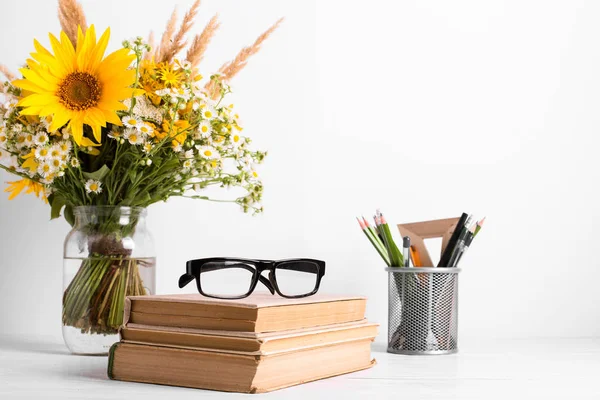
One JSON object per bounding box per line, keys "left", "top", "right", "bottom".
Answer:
{"left": 179, "top": 258, "right": 326, "bottom": 299}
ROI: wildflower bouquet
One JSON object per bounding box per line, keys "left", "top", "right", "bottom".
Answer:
{"left": 0, "top": 0, "right": 280, "bottom": 338}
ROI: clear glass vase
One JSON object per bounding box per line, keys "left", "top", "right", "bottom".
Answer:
{"left": 63, "top": 206, "right": 156, "bottom": 355}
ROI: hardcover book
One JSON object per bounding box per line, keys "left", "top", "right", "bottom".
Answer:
{"left": 108, "top": 338, "right": 376, "bottom": 393}
{"left": 124, "top": 293, "right": 367, "bottom": 332}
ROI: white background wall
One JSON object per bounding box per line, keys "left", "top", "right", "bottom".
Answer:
{"left": 1, "top": 0, "right": 599, "bottom": 344}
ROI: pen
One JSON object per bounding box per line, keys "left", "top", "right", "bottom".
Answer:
{"left": 437, "top": 212, "right": 469, "bottom": 268}
{"left": 402, "top": 236, "right": 410, "bottom": 268}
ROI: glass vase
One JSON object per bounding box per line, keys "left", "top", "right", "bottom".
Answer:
{"left": 62, "top": 206, "right": 156, "bottom": 355}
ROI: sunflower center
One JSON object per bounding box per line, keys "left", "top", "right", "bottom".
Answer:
{"left": 57, "top": 72, "right": 102, "bottom": 111}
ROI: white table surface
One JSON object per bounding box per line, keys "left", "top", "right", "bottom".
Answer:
{"left": 1, "top": 335, "right": 599, "bottom": 399}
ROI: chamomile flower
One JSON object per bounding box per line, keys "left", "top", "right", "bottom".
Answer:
{"left": 84, "top": 179, "right": 103, "bottom": 194}
{"left": 108, "top": 128, "right": 122, "bottom": 140}
{"left": 183, "top": 149, "right": 194, "bottom": 159}
{"left": 37, "top": 160, "right": 56, "bottom": 178}
{"left": 196, "top": 120, "right": 212, "bottom": 139}
{"left": 142, "top": 142, "right": 154, "bottom": 154}
{"left": 49, "top": 144, "right": 63, "bottom": 159}
{"left": 196, "top": 145, "right": 219, "bottom": 160}
{"left": 12, "top": 124, "right": 23, "bottom": 133}
{"left": 138, "top": 123, "right": 154, "bottom": 136}
{"left": 49, "top": 158, "right": 64, "bottom": 170}
{"left": 34, "top": 132, "right": 49, "bottom": 146}
{"left": 34, "top": 146, "right": 51, "bottom": 160}
{"left": 59, "top": 140, "right": 72, "bottom": 153}
{"left": 15, "top": 133, "right": 27, "bottom": 149}
{"left": 122, "top": 116, "right": 141, "bottom": 129}
{"left": 200, "top": 105, "right": 216, "bottom": 120}
{"left": 124, "top": 128, "right": 144, "bottom": 145}
{"left": 0, "top": 132, "right": 7, "bottom": 144}
{"left": 231, "top": 133, "right": 243, "bottom": 148}
{"left": 182, "top": 159, "right": 193, "bottom": 172}
{"left": 24, "top": 132, "right": 35, "bottom": 146}
{"left": 70, "top": 158, "right": 80, "bottom": 168}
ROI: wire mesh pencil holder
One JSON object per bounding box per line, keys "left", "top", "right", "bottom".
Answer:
{"left": 386, "top": 267, "right": 460, "bottom": 355}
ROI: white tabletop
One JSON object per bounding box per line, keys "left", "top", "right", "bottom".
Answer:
{"left": 1, "top": 335, "right": 599, "bottom": 399}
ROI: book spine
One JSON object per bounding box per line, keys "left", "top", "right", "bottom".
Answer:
{"left": 107, "top": 342, "right": 121, "bottom": 380}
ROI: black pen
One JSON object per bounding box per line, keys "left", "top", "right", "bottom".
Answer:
{"left": 402, "top": 236, "right": 411, "bottom": 268}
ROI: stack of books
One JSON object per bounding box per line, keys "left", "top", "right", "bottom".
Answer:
{"left": 108, "top": 293, "right": 377, "bottom": 393}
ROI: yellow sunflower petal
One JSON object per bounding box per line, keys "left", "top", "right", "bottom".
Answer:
{"left": 49, "top": 109, "right": 73, "bottom": 131}
{"left": 86, "top": 27, "right": 110, "bottom": 72}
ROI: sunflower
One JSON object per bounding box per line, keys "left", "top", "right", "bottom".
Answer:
{"left": 13, "top": 25, "right": 137, "bottom": 146}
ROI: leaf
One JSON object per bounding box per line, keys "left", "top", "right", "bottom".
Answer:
{"left": 64, "top": 205, "right": 75, "bottom": 227}
{"left": 83, "top": 165, "right": 111, "bottom": 181}
{"left": 50, "top": 195, "right": 67, "bottom": 220}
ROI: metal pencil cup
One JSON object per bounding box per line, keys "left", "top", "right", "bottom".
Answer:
{"left": 386, "top": 267, "right": 460, "bottom": 355}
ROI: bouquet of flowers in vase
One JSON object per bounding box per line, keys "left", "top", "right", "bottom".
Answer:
{"left": 0, "top": 0, "right": 280, "bottom": 341}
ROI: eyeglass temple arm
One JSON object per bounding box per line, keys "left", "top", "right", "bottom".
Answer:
{"left": 178, "top": 264, "right": 275, "bottom": 295}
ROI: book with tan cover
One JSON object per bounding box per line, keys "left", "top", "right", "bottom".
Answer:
{"left": 120, "top": 320, "right": 379, "bottom": 354}
{"left": 108, "top": 339, "right": 376, "bottom": 393}
{"left": 124, "top": 293, "right": 367, "bottom": 332}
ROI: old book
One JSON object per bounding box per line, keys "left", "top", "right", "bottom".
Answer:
{"left": 121, "top": 320, "right": 379, "bottom": 354}
{"left": 108, "top": 338, "right": 376, "bottom": 393}
{"left": 124, "top": 293, "right": 367, "bottom": 332}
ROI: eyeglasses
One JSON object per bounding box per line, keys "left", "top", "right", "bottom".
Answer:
{"left": 179, "top": 258, "right": 326, "bottom": 299}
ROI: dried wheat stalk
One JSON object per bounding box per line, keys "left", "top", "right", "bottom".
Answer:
{"left": 144, "top": 31, "right": 156, "bottom": 61}
{"left": 205, "top": 18, "right": 283, "bottom": 97}
{"left": 58, "top": 0, "right": 88, "bottom": 46}
{"left": 155, "top": 8, "right": 178, "bottom": 62}
{"left": 186, "top": 14, "right": 220, "bottom": 69}
{"left": 159, "top": 0, "right": 201, "bottom": 63}
{"left": 0, "top": 64, "right": 16, "bottom": 81}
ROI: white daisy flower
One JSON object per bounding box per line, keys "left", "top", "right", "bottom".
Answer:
{"left": 122, "top": 116, "right": 141, "bottom": 129}
{"left": 108, "top": 128, "right": 122, "bottom": 140}
{"left": 24, "top": 132, "right": 35, "bottom": 146}
{"left": 49, "top": 158, "right": 64, "bottom": 170}
{"left": 84, "top": 179, "right": 103, "bottom": 194}
{"left": 142, "top": 142, "right": 154, "bottom": 154}
{"left": 196, "top": 120, "right": 212, "bottom": 139}
{"left": 247, "top": 169, "right": 260, "bottom": 183}
{"left": 196, "top": 145, "right": 219, "bottom": 160}
{"left": 0, "top": 132, "right": 7, "bottom": 144}
{"left": 59, "top": 140, "right": 72, "bottom": 153}
{"left": 15, "top": 133, "right": 27, "bottom": 149}
{"left": 182, "top": 159, "right": 193, "bottom": 172}
{"left": 138, "top": 123, "right": 154, "bottom": 136}
{"left": 34, "top": 146, "right": 51, "bottom": 160}
{"left": 231, "top": 133, "right": 243, "bottom": 148}
{"left": 200, "top": 105, "right": 217, "bottom": 120}
{"left": 12, "top": 124, "right": 23, "bottom": 133}
{"left": 124, "top": 128, "right": 144, "bottom": 145}
{"left": 70, "top": 158, "right": 80, "bottom": 168}
{"left": 49, "top": 144, "right": 63, "bottom": 160}
{"left": 183, "top": 149, "right": 194, "bottom": 159}
{"left": 34, "top": 132, "right": 50, "bottom": 146}
{"left": 37, "top": 160, "right": 56, "bottom": 178}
